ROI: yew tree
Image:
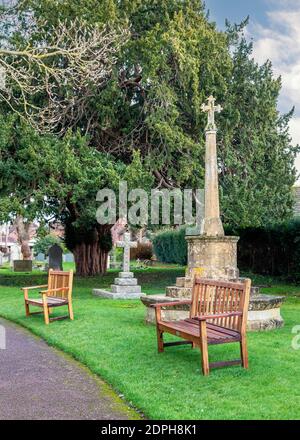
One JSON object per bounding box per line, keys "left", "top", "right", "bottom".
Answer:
{"left": 0, "top": 0, "right": 298, "bottom": 275}
{"left": 0, "top": 113, "right": 150, "bottom": 275}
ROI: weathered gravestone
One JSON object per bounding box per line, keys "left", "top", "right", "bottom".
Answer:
{"left": 48, "top": 244, "right": 63, "bottom": 270}
{"left": 10, "top": 244, "right": 21, "bottom": 268}
{"left": 13, "top": 260, "right": 32, "bottom": 272}
{"left": 36, "top": 252, "right": 45, "bottom": 262}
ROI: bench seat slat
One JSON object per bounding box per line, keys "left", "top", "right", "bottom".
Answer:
{"left": 26, "top": 297, "right": 69, "bottom": 307}
{"left": 185, "top": 318, "right": 240, "bottom": 338}
{"left": 161, "top": 320, "right": 240, "bottom": 343}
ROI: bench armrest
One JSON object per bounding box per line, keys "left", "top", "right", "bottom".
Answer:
{"left": 39, "top": 287, "right": 69, "bottom": 295}
{"left": 194, "top": 311, "right": 243, "bottom": 321}
{"left": 151, "top": 300, "right": 192, "bottom": 308}
{"left": 21, "top": 285, "right": 48, "bottom": 291}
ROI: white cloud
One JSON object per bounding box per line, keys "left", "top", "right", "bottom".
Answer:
{"left": 249, "top": 3, "right": 300, "bottom": 177}
{"left": 251, "top": 9, "right": 300, "bottom": 104}
{"left": 289, "top": 118, "right": 300, "bottom": 147}
{"left": 289, "top": 117, "right": 300, "bottom": 181}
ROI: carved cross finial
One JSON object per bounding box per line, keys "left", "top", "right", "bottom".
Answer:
{"left": 201, "top": 95, "right": 223, "bottom": 130}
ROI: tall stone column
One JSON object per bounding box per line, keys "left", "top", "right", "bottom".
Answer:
{"left": 202, "top": 129, "right": 224, "bottom": 236}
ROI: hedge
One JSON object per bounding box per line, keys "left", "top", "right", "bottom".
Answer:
{"left": 226, "top": 219, "right": 300, "bottom": 281}
{"left": 153, "top": 227, "right": 187, "bottom": 265}
{"left": 153, "top": 219, "right": 300, "bottom": 280}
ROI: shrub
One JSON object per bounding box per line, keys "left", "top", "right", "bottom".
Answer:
{"left": 33, "top": 234, "right": 62, "bottom": 256}
{"left": 226, "top": 218, "right": 300, "bottom": 281}
{"left": 153, "top": 228, "right": 187, "bottom": 265}
{"left": 130, "top": 242, "right": 153, "bottom": 260}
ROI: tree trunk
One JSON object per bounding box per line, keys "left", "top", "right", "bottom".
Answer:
{"left": 15, "top": 216, "right": 32, "bottom": 260}
{"left": 73, "top": 241, "right": 108, "bottom": 276}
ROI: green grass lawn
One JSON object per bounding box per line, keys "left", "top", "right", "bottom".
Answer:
{"left": 0, "top": 267, "right": 300, "bottom": 419}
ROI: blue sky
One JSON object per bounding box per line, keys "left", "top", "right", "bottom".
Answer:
{"left": 205, "top": 0, "right": 269, "bottom": 28}
{"left": 205, "top": 0, "right": 300, "bottom": 175}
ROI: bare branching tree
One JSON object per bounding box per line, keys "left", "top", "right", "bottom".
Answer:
{"left": 0, "top": 15, "right": 129, "bottom": 135}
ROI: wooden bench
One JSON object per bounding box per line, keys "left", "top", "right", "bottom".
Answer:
{"left": 153, "top": 277, "right": 251, "bottom": 375}
{"left": 22, "top": 269, "right": 74, "bottom": 325}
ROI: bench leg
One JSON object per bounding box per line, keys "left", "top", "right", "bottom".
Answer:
{"left": 68, "top": 301, "right": 74, "bottom": 321}
{"left": 156, "top": 327, "right": 164, "bottom": 353}
{"left": 240, "top": 336, "right": 248, "bottom": 369}
{"left": 42, "top": 296, "right": 50, "bottom": 325}
{"left": 199, "top": 321, "right": 209, "bottom": 376}
{"left": 25, "top": 301, "right": 30, "bottom": 317}
{"left": 24, "top": 289, "right": 30, "bottom": 317}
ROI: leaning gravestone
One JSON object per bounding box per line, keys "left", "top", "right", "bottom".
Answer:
{"left": 48, "top": 244, "right": 63, "bottom": 270}
{"left": 93, "top": 232, "right": 145, "bottom": 299}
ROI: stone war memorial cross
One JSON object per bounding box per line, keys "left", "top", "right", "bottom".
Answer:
{"left": 116, "top": 232, "right": 137, "bottom": 273}
{"left": 141, "top": 95, "right": 286, "bottom": 331}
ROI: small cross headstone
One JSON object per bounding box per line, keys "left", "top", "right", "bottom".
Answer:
{"left": 48, "top": 244, "right": 63, "bottom": 270}
{"left": 93, "top": 231, "right": 144, "bottom": 299}
{"left": 116, "top": 232, "right": 137, "bottom": 273}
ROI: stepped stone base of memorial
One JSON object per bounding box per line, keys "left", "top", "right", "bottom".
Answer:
{"left": 140, "top": 274, "right": 285, "bottom": 330}
{"left": 93, "top": 272, "right": 145, "bottom": 299}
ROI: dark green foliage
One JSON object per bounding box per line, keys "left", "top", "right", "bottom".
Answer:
{"left": 99, "top": 231, "right": 113, "bottom": 253}
{"left": 15, "top": 0, "right": 299, "bottom": 228}
{"left": 33, "top": 234, "right": 61, "bottom": 256}
{"left": 226, "top": 219, "right": 300, "bottom": 281}
{"left": 153, "top": 227, "right": 187, "bottom": 265}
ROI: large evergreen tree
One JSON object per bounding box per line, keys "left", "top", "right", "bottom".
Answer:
{"left": 0, "top": 1, "right": 298, "bottom": 275}
{"left": 0, "top": 113, "right": 150, "bottom": 275}
{"left": 219, "top": 30, "right": 298, "bottom": 227}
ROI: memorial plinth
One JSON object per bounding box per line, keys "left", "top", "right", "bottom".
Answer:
{"left": 93, "top": 271, "right": 143, "bottom": 299}
{"left": 185, "top": 234, "right": 239, "bottom": 279}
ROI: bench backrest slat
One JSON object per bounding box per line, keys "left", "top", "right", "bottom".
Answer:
{"left": 47, "top": 269, "right": 74, "bottom": 300}
{"left": 191, "top": 278, "right": 251, "bottom": 331}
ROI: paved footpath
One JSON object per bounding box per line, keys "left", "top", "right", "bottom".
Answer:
{"left": 0, "top": 318, "right": 138, "bottom": 420}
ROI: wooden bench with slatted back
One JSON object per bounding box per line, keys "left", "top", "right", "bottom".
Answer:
{"left": 22, "top": 269, "right": 74, "bottom": 325}
{"left": 153, "top": 277, "right": 251, "bottom": 375}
